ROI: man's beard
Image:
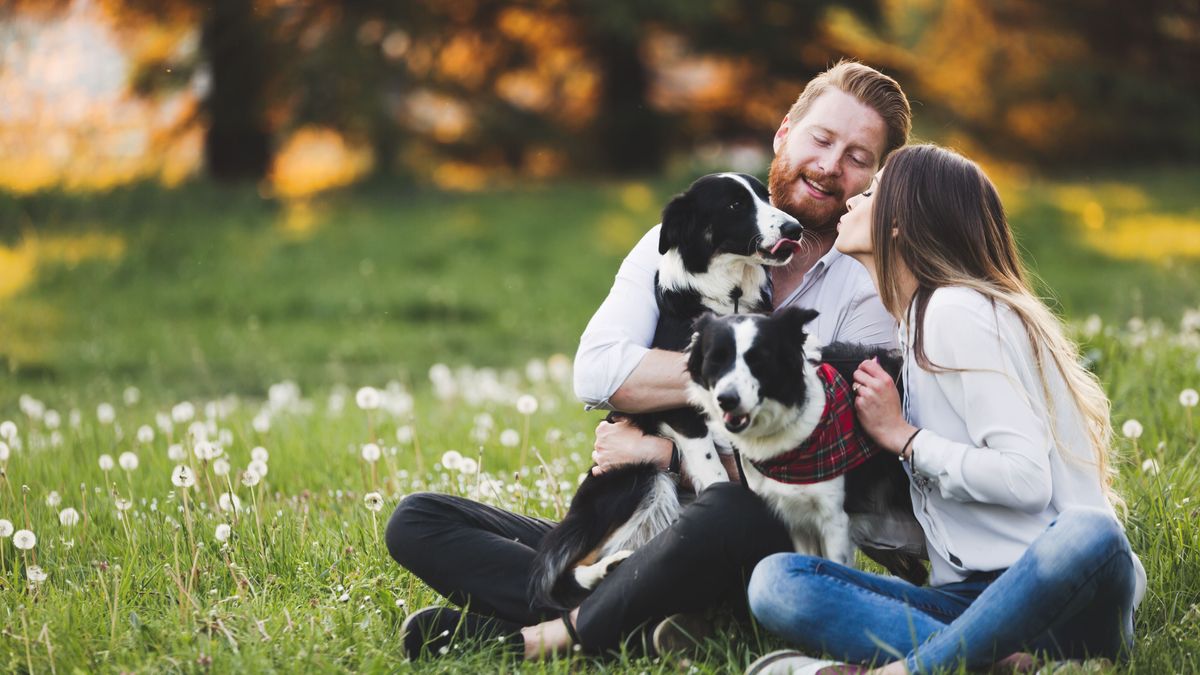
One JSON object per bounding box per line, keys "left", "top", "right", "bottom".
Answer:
{"left": 768, "top": 154, "right": 847, "bottom": 236}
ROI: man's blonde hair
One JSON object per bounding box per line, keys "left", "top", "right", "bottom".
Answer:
{"left": 789, "top": 60, "right": 912, "bottom": 164}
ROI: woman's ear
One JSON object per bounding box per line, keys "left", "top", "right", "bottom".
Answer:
{"left": 891, "top": 225, "right": 900, "bottom": 239}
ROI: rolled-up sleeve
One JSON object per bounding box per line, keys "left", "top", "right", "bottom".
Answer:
{"left": 910, "top": 299, "right": 1054, "bottom": 514}
{"left": 573, "top": 225, "right": 663, "bottom": 409}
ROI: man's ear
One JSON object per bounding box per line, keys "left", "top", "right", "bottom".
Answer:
{"left": 659, "top": 191, "right": 695, "bottom": 255}
{"left": 772, "top": 114, "right": 790, "bottom": 155}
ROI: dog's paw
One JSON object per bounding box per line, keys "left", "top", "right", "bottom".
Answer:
{"left": 573, "top": 550, "right": 634, "bottom": 589}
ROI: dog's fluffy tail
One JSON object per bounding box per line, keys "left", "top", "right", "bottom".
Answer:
{"left": 529, "top": 463, "right": 680, "bottom": 611}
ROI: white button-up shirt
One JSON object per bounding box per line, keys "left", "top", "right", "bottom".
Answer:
{"left": 903, "top": 286, "right": 1145, "bottom": 602}
{"left": 573, "top": 224, "right": 898, "bottom": 409}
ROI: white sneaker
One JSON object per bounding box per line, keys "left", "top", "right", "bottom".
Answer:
{"left": 744, "top": 650, "right": 851, "bottom": 675}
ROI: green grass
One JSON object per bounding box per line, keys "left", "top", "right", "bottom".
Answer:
{"left": 0, "top": 169, "right": 1198, "bottom": 672}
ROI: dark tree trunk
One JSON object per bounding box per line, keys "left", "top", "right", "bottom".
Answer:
{"left": 588, "top": 32, "right": 665, "bottom": 174}
{"left": 201, "top": 0, "right": 272, "bottom": 182}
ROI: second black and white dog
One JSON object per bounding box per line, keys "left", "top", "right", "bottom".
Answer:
{"left": 528, "top": 172, "right": 803, "bottom": 609}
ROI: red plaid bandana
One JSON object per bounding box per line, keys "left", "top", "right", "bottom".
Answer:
{"left": 747, "top": 363, "right": 880, "bottom": 484}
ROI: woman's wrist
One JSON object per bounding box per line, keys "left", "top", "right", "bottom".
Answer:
{"left": 885, "top": 422, "right": 921, "bottom": 455}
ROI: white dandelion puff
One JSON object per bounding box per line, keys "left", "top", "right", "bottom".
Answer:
{"left": 1181, "top": 389, "right": 1199, "bottom": 408}
{"left": 137, "top": 425, "right": 155, "bottom": 444}
{"left": 361, "top": 443, "right": 381, "bottom": 463}
{"left": 97, "top": 403, "right": 116, "bottom": 425}
{"left": 114, "top": 497, "right": 132, "bottom": 512}
{"left": 1141, "top": 458, "right": 1160, "bottom": 475}
{"left": 241, "top": 468, "right": 261, "bottom": 488}
{"left": 188, "top": 422, "right": 209, "bottom": 444}
{"left": 172, "top": 401, "right": 195, "bottom": 424}
{"left": 440, "top": 450, "right": 463, "bottom": 470}
{"left": 156, "top": 412, "right": 174, "bottom": 434}
{"left": 248, "top": 459, "right": 269, "bottom": 478}
{"left": 119, "top": 452, "right": 139, "bottom": 471}
{"left": 59, "top": 507, "right": 81, "bottom": 527}
{"left": 516, "top": 395, "right": 539, "bottom": 415}
{"left": 356, "top": 387, "right": 382, "bottom": 411}
{"left": 14, "top": 529, "right": 36, "bottom": 550}
{"left": 1121, "top": 420, "right": 1144, "bottom": 439}
{"left": 499, "top": 429, "right": 520, "bottom": 448}
{"left": 26, "top": 565, "right": 48, "bottom": 584}
{"left": 459, "top": 458, "right": 478, "bottom": 475}
{"left": 171, "top": 465, "right": 196, "bottom": 488}
{"left": 0, "top": 420, "right": 17, "bottom": 441}
{"left": 252, "top": 413, "right": 271, "bottom": 434}
{"left": 214, "top": 523, "right": 231, "bottom": 543}
{"left": 46, "top": 491, "right": 62, "bottom": 508}
{"left": 98, "top": 454, "right": 115, "bottom": 472}
{"left": 396, "top": 425, "right": 414, "bottom": 444}
{"left": 44, "top": 410, "right": 61, "bottom": 430}
{"left": 363, "top": 492, "right": 384, "bottom": 512}
{"left": 212, "top": 457, "right": 231, "bottom": 477}
{"left": 0, "top": 442, "right": 9, "bottom": 462}
{"left": 123, "top": 386, "right": 140, "bottom": 406}
{"left": 168, "top": 444, "right": 186, "bottom": 462}
{"left": 0, "top": 519, "right": 13, "bottom": 537}
{"left": 251, "top": 446, "right": 270, "bottom": 463}
{"left": 218, "top": 492, "right": 242, "bottom": 513}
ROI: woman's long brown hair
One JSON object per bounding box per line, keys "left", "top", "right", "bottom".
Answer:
{"left": 873, "top": 144, "right": 1122, "bottom": 513}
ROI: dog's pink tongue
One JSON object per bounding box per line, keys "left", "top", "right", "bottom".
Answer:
{"left": 770, "top": 239, "right": 801, "bottom": 255}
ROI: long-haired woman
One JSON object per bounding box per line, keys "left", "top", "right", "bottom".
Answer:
{"left": 745, "top": 144, "right": 1146, "bottom": 674}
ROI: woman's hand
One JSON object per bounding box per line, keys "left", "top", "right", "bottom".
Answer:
{"left": 592, "top": 417, "right": 673, "bottom": 475}
{"left": 852, "top": 358, "right": 918, "bottom": 455}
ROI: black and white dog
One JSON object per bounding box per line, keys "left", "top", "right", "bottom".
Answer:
{"left": 687, "top": 309, "right": 925, "bottom": 582}
{"left": 529, "top": 173, "right": 803, "bottom": 609}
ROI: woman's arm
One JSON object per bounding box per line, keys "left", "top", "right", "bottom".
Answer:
{"left": 855, "top": 297, "right": 1054, "bottom": 514}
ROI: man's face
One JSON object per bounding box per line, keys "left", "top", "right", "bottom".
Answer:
{"left": 768, "top": 89, "right": 888, "bottom": 235}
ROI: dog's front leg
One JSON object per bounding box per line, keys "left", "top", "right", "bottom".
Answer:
{"left": 668, "top": 432, "right": 729, "bottom": 492}
{"left": 820, "top": 510, "right": 856, "bottom": 567}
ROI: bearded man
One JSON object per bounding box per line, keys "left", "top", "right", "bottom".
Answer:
{"left": 388, "top": 60, "right": 913, "bottom": 661}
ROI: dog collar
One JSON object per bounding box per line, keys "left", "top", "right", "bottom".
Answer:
{"left": 746, "top": 363, "right": 881, "bottom": 484}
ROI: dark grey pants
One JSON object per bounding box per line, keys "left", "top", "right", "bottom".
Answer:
{"left": 385, "top": 482, "right": 793, "bottom": 653}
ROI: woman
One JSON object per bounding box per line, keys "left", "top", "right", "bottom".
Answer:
{"left": 745, "top": 144, "right": 1146, "bottom": 675}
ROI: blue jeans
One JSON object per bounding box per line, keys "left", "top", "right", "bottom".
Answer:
{"left": 748, "top": 507, "right": 1137, "bottom": 673}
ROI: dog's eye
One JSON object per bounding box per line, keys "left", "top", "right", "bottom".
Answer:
{"left": 727, "top": 200, "right": 741, "bottom": 211}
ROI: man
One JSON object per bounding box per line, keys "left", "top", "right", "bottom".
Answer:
{"left": 387, "top": 60, "right": 912, "bottom": 661}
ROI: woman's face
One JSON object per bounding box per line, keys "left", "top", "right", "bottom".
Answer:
{"left": 833, "top": 169, "right": 882, "bottom": 259}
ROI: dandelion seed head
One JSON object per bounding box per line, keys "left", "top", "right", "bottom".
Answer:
{"left": 0, "top": 442, "right": 9, "bottom": 462}
{"left": 172, "top": 401, "right": 195, "bottom": 424}
{"left": 440, "top": 450, "right": 463, "bottom": 470}
{"left": 251, "top": 446, "right": 269, "bottom": 463}
{"left": 1121, "top": 420, "right": 1144, "bottom": 439}
{"left": 98, "top": 454, "right": 115, "bottom": 471}
{"left": 119, "top": 451, "right": 139, "bottom": 471}
{"left": 97, "top": 403, "right": 116, "bottom": 425}
{"left": 499, "top": 429, "right": 520, "bottom": 447}
{"left": 218, "top": 429, "right": 233, "bottom": 447}
{"left": 59, "top": 507, "right": 81, "bottom": 527}
{"left": 1141, "top": 458, "right": 1160, "bottom": 475}
{"left": 516, "top": 395, "right": 539, "bottom": 415}
{"left": 459, "top": 458, "right": 478, "bottom": 475}
{"left": 14, "top": 529, "right": 37, "bottom": 550}
{"left": 395, "top": 425, "right": 414, "bottom": 444}
{"left": 26, "top": 565, "right": 48, "bottom": 584}
{"left": 363, "top": 492, "right": 384, "bottom": 512}
{"left": 212, "top": 457, "right": 231, "bottom": 476}
{"left": 248, "top": 459, "right": 269, "bottom": 478}
{"left": 0, "top": 421, "right": 17, "bottom": 441}
{"left": 44, "top": 410, "right": 61, "bottom": 429}
{"left": 215, "top": 523, "right": 231, "bottom": 542}
{"left": 156, "top": 412, "right": 174, "bottom": 433}
{"left": 137, "top": 425, "right": 155, "bottom": 444}
{"left": 241, "top": 467, "right": 261, "bottom": 488}
{"left": 168, "top": 444, "right": 186, "bottom": 462}
{"left": 171, "top": 465, "right": 195, "bottom": 488}
{"left": 115, "top": 497, "right": 132, "bottom": 511}
{"left": 356, "top": 386, "right": 381, "bottom": 411}
{"left": 189, "top": 422, "right": 209, "bottom": 444}
{"left": 252, "top": 413, "right": 271, "bottom": 433}
{"left": 361, "top": 443, "right": 381, "bottom": 463}
{"left": 0, "top": 519, "right": 13, "bottom": 537}
{"left": 123, "top": 386, "right": 140, "bottom": 406}
{"left": 1181, "top": 389, "right": 1199, "bottom": 408}
{"left": 46, "top": 490, "right": 62, "bottom": 508}
{"left": 218, "top": 492, "right": 242, "bottom": 513}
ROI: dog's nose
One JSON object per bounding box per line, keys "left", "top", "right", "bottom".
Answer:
{"left": 781, "top": 219, "right": 803, "bottom": 241}
{"left": 717, "top": 391, "right": 740, "bottom": 411}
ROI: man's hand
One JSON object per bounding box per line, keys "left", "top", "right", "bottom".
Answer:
{"left": 591, "top": 417, "right": 674, "bottom": 475}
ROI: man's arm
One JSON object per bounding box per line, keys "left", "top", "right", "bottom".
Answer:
{"left": 574, "top": 224, "right": 692, "bottom": 412}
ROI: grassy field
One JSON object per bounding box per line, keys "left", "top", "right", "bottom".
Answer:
{"left": 0, "top": 168, "right": 1198, "bottom": 673}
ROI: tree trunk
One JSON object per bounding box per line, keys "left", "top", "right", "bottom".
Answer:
{"left": 200, "top": 0, "right": 272, "bottom": 182}
{"left": 588, "top": 32, "right": 665, "bottom": 174}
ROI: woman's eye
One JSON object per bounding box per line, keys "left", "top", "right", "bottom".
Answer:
{"left": 861, "top": 190, "right": 873, "bottom": 198}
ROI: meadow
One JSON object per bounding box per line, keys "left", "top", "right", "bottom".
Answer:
{"left": 0, "top": 168, "right": 1198, "bottom": 673}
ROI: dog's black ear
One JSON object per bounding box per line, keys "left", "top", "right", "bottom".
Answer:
{"left": 776, "top": 307, "right": 820, "bottom": 345}
{"left": 659, "top": 192, "right": 695, "bottom": 255}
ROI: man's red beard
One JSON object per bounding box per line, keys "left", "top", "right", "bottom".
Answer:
{"left": 768, "top": 153, "right": 847, "bottom": 236}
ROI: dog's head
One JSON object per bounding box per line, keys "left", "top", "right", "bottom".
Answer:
{"left": 659, "top": 173, "right": 803, "bottom": 273}
{"left": 686, "top": 307, "right": 822, "bottom": 440}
